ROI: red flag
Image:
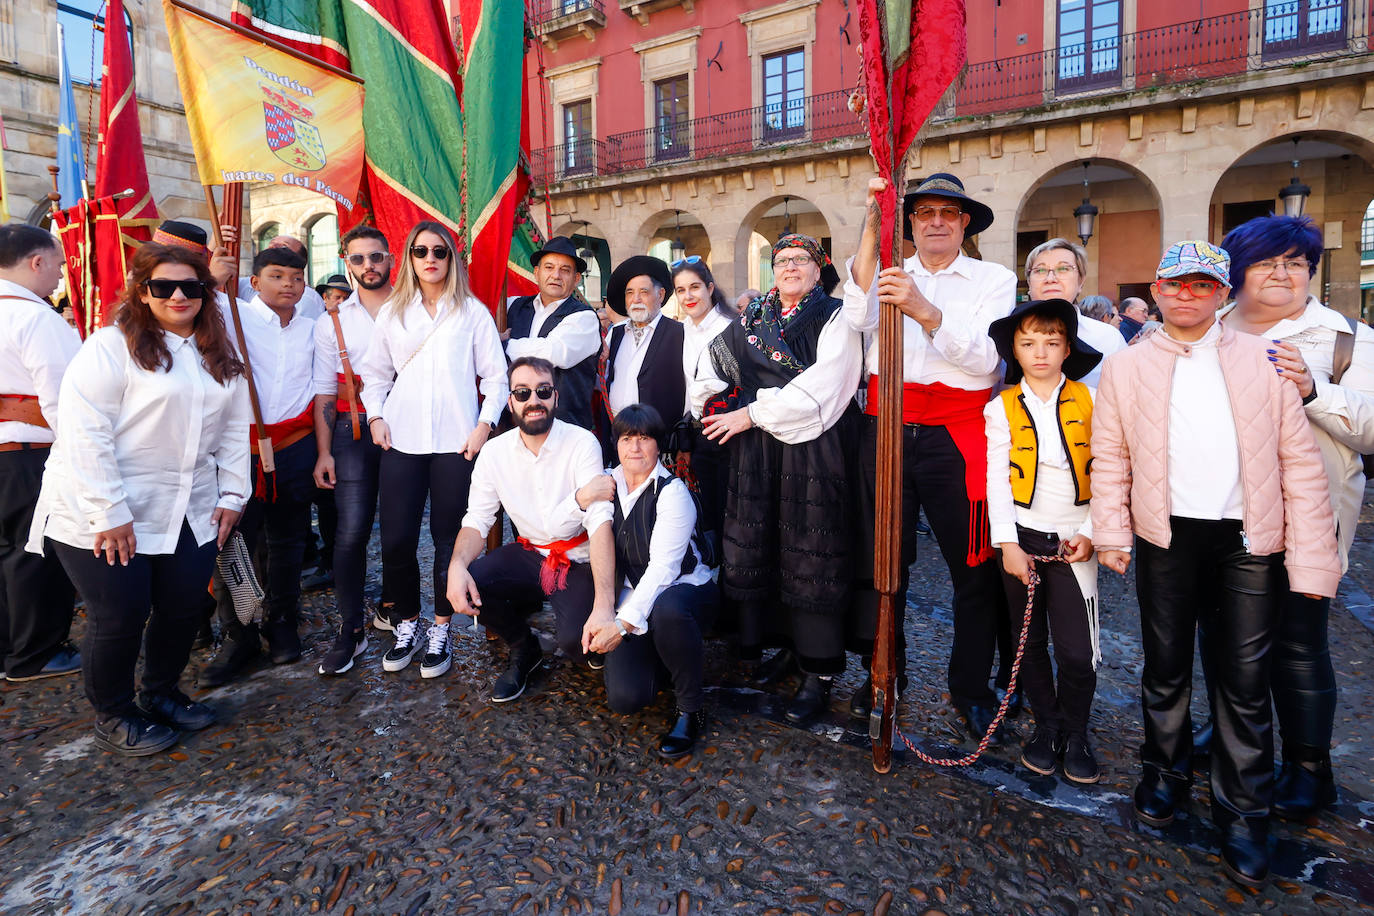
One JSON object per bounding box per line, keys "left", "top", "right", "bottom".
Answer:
{"left": 858, "top": 0, "right": 967, "bottom": 267}
{"left": 53, "top": 202, "right": 92, "bottom": 336}
{"left": 95, "top": 0, "right": 159, "bottom": 250}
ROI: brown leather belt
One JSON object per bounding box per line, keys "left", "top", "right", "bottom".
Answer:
{"left": 0, "top": 441, "right": 51, "bottom": 453}
{"left": 0, "top": 395, "right": 48, "bottom": 428}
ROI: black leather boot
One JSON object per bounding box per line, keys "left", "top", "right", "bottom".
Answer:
{"left": 1133, "top": 769, "right": 1190, "bottom": 827}
{"left": 1273, "top": 747, "right": 1336, "bottom": 820}
{"left": 658, "top": 709, "right": 706, "bottom": 759}
{"left": 1219, "top": 819, "right": 1270, "bottom": 888}
{"left": 785, "top": 674, "right": 832, "bottom": 724}
{"left": 199, "top": 626, "right": 262, "bottom": 688}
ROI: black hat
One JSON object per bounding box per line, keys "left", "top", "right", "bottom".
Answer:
{"left": 152, "top": 220, "right": 209, "bottom": 253}
{"left": 988, "top": 298, "right": 1102, "bottom": 385}
{"left": 315, "top": 274, "right": 351, "bottom": 296}
{"left": 606, "top": 255, "right": 672, "bottom": 318}
{"left": 529, "top": 236, "right": 588, "bottom": 274}
{"left": 902, "top": 173, "right": 995, "bottom": 240}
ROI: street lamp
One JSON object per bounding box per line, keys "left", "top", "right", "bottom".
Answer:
{"left": 1073, "top": 162, "right": 1099, "bottom": 246}
{"left": 780, "top": 196, "right": 793, "bottom": 239}
{"left": 1278, "top": 139, "right": 1311, "bottom": 218}
{"left": 670, "top": 210, "right": 686, "bottom": 263}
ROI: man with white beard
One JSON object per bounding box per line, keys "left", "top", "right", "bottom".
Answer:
{"left": 603, "top": 256, "right": 685, "bottom": 442}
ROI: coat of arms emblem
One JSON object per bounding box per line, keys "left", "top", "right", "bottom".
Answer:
{"left": 264, "top": 103, "right": 325, "bottom": 171}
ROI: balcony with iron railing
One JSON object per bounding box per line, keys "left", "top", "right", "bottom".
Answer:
{"left": 531, "top": 0, "right": 606, "bottom": 49}
{"left": 531, "top": 4, "right": 1370, "bottom": 188}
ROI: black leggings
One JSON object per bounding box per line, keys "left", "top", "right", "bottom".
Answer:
{"left": 378, "top": 449, "right": 473, "bottom": 622}
{"left": 1272, "top": 586, "right": 1336, "bottom": 753}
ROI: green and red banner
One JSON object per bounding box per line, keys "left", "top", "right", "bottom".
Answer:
{"left": 230, "top": 0, "right": 538, "bottom": 310}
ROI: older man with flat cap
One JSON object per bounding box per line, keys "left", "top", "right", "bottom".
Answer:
{"left": 505, "top": 237, "right": 602, "bottom": 430}
{"left": 604, "top": 255, "right": 685, "bottom": 441}
{"left": 844, "top": 173, "right": 1018, "bottom": 742}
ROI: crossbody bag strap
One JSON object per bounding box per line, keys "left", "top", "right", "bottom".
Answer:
{"left": 1333, "top": 314, "right": 1358, "bottom": 385}
{"left": 327, "top": 306, "right": 362, "bottom": 441}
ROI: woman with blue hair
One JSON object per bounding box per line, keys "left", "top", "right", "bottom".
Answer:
{"left": 1220, "top": 214, "right": 1374, "bottom": 819}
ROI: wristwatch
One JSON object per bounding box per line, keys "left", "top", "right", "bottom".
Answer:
{"left": 615, "top": 619, "right": 631, "bottom": 638}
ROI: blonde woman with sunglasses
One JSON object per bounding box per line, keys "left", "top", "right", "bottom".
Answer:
{"left": 358, "top": 221, "right": 508, "bottom": 681}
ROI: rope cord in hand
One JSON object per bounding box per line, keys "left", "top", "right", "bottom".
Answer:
{"left": 896, "top": 553, "right": 1064, "bottom": 767}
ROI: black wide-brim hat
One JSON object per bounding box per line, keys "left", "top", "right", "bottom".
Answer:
{"left": 988, "top": 298, "right": 1102, "bottom": 385}
{"left": 902, "top": 172, "right": 995, "bottom": 240}
{"left": 315, "top": 273, "right": 351, "bottom": 296}
{"left": 529, "top": 235, "right": 588, "bottom": 274}
{"left": 606, "top": 255, "right": 672, "bottom": 317}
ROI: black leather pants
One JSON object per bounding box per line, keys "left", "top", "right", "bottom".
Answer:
{"left": 1135, "top": 518, "right": 1283, "bottom": 832}
{"left": 1272, "top": 587, "right": 1337, "bottom": 754}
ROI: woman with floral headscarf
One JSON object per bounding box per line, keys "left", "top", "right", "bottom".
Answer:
{"left": 689, "top": 234, "right": 865, "bottom": 725}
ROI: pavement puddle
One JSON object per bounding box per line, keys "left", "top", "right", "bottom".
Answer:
{"left": 0, "top": 791, "right": 291, "bottom": 914}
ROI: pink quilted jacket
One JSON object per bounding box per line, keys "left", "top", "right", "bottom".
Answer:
{"left": 1090, "top": 323, "right": 1341, "bottom": 598}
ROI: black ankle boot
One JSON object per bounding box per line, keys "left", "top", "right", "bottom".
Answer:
{"left": 1273, "top": 748, "right": 1336, "bottom": 820}
{"left": 785, "top": 675, "right": 832, "bottom": 724}
{"left": 1220, "top": 822, "right": 1270, "bottom": 888}
{"left": 751, "top": 648, "right": 798, "bottom": 687}
{"left": 658, "top": 709, "right": 706, "bottom": 759}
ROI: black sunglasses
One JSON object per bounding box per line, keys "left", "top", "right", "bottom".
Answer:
{"left": 145, "top": 278, "right": 208, "bottom": 300}
{"left": 511, "top": 383, "right": 555, "bottom": 402}
{"left": 410, "top": 245, "right": 450, "bottom": 261}
{"left": 346, "top": 252, "right": 389, "bottom": 266}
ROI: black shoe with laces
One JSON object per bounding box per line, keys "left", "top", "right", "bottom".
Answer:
{"left": 1020, "top": 726, "right": 1061, "bottom": 776}
{"left": 94, "top": 712, "right": 179, "bottom": 756}
{"left": 491, "top": 645, "right": 543, "bottom": 703}
{"left": 137, "top": 689, "right": 217, "bottom": 732}
{"left": 318, "top": 628, "right": 367, "bottom": 676}
{"left": 5, "top": 642, "right": 81, "bottom": 682}
{"left": 419, "top": 623, "right": 452, "bottom": 679}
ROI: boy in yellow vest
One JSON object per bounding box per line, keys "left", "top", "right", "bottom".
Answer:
{"left": 984, "top": 298, "right": 1104, "bottom": 783}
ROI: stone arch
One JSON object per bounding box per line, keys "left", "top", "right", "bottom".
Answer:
{"left": 552, "top": 218, "right": 613, "bottom": 303}
{"left": 731, "top": 194, "right": 832, "bottom": 294}
{"left": 1012, "top": 158, "right": 1164, "bottom": 302}
{"left": 1208, "top": 129, "right": 1374, "bottom": 316}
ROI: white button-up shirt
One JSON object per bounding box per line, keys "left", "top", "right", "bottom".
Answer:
{"left": 461, "top": 419, "right": 614, "bottom": 564}
{"left": 681, "top": 309, "right": 734, "bottom": 417}
{"left": 28, "top": 327, "right": 251, "bottom": 554}
{"left": 221, "top": 295, "right": 316, "bottom": 423}
{"left": 312, "top": 292, "right": 377, "bottom": 397}
{"left": 0, "top": 278, "right": 81, "bottom": 444}
{"left": 611, "top": 463, "right": 713, "bottom": 633}
{"left": 607, "top": 313, "right": 662, "bottom": 414}
{"left": 842, "top": 252, "right": 1016, "bottom": 389}
{"left": 358, "top": 294, "right": 508, "bottom": 455}
{"left": 505, "top": 294, "right": 602, "bottom": 369}
{"left": 239, "top": 278, "right": 324, "bottom": 321}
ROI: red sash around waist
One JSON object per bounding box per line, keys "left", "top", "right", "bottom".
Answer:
{"left": 863, "top": 377, "right": 995, "bottom": 566}
{"left": 251, "top": 404, "right": 315, "bottom": 455}
{"left": 516, "top": 531, "right": 590, "bottom": 594}
{"left": 335, "top": 372, "right": 366, "bottom": 415}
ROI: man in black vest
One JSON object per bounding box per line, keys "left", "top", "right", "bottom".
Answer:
{"left": 505, "top": 237, "right": 601, "bottom": 430}
{"left": 604, "top": 256, "right": 685, "bottom": 446}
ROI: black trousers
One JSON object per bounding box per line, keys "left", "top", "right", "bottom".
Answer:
{"left": 214, "top": 436, "right": 316, "bottom": 643}
{"left": 471, "top": 542, "right": 594, "bottom": 662}
{"left": 53, "top": 521, "right": 216, "bottom": 717}
{"left": 1136, "top": 518, "right": 1283, "bottom": 830}
{"left": 998, "top": 526, "right": 1096, "bottom": 735}
{"left": 853, "top": 417, "right": 1007, "bottom": 708}
{"left": 1272, "top": 583, "right": 1337, "bottom": 754}
{"left": 0, "top": 446, "right": 75, "bottom": 677}
{"left": 378, "top": 449, "right": 473, "bottom": 622}
{"left": 602, "top": 582, "right": 719, "bottom": 714}
{"left": 330, "top": 417, "right": 382, "bottom": 632}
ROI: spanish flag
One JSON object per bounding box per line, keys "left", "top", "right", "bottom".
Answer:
{"left": 162, "top": 0, "right": 365, "bottom": 210}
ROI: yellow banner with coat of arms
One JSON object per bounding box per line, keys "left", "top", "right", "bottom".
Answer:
{"left": 162, "top": 0, "right": 364, "bottom": 210}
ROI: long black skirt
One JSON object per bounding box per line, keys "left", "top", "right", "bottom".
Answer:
{"left": 722, "top": 408, "right": 857, "bottom": 673}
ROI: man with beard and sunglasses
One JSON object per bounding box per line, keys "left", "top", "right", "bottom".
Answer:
{"left": 445, "top": 357, "right": 617, "bottom": 703}
{"left": 312, "top": 225, "right": 394, "bottom": 675}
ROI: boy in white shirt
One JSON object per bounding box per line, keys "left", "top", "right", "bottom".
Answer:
{"left": 203, "top": 247, "right": 317, "bottom": 686}
{"left": 984, "top": 298, "right": 1103, "bottom": 784}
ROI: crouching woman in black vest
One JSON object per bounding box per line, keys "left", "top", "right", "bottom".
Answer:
{"left": 582, "top": 404, "right": 718, "bottom": 759}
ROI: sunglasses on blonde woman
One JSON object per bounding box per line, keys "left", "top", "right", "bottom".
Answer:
{"left": 410, "top": 245, "right": 450, "bottom": 261}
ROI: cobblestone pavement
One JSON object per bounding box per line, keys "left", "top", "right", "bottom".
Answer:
{"left": 4, "top": 493, "right": 1374, "bottom": 915}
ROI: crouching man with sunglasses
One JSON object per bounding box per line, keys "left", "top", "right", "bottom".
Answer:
{"left": 445, "top": 357, "right": 617, "bottom": 703}
{"left": 1090, "top": 240, "right": 1340, "bottom": 888}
